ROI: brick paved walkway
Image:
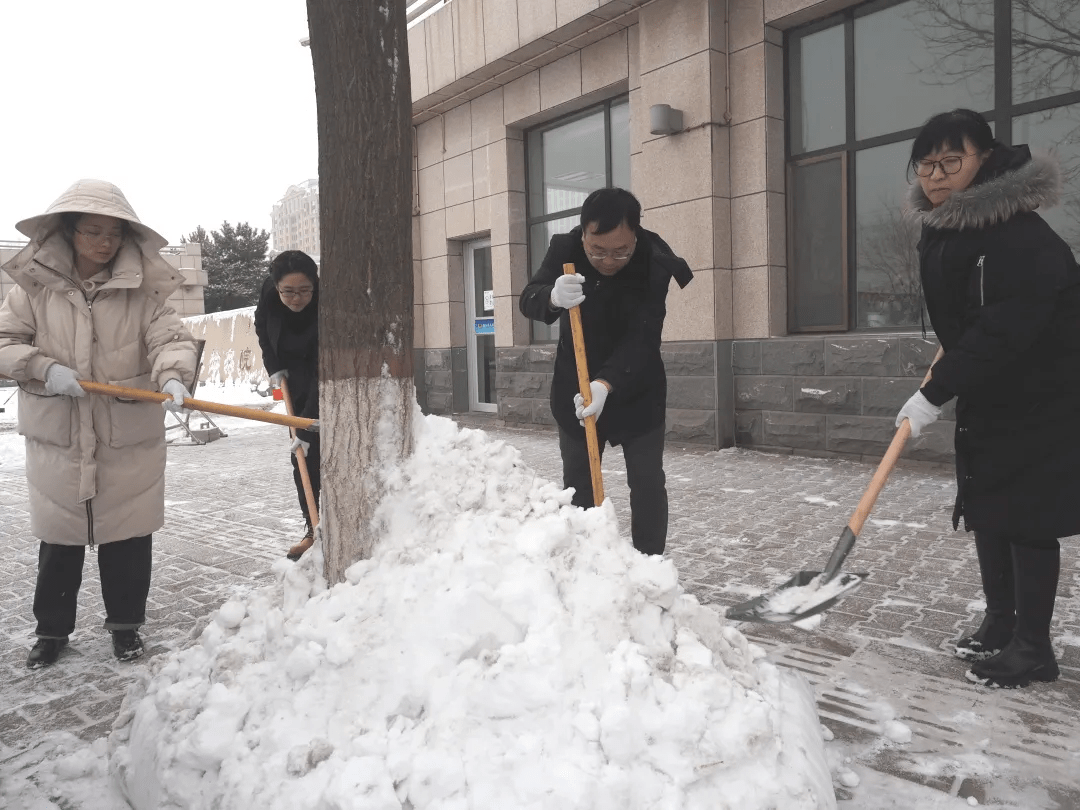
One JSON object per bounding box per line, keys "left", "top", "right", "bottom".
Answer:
{"left": 1, "top": 413, "right": 1077, "bottom": 807}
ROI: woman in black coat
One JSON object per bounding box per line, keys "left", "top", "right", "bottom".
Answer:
{"left": 897, "top": 109, "right": 1080, "bottom": 688}
{"left": 254, "top": 251, "right": 320, "bottom": 560}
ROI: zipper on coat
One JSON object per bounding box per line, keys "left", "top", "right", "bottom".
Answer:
{"left": 85, "top": 500, "right": 96, "bottom": 551}
{"left": 977, "top": 255, "right": 985, "bottom": 305}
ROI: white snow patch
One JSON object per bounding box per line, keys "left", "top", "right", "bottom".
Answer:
{"left": 886, "top": 635, "right": 941, "bottom": 655}
{"left": 837, "top": 767, "right": 860, "bottom": 787}
{"left": 108, "top": 413, "right": 836, "bottom": 810}
{"left": 870, "top": 519, "right": 929, "bottom": 529}
{"left": 803, "top": 496, "right": 840, "bottom": 507}
{"left": 883, "top": 720, "right": 912, "bottom": 744}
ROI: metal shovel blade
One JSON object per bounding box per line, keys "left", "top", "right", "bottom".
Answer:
{"left": 724, "top": 569, "right": 868, "bottom": 624}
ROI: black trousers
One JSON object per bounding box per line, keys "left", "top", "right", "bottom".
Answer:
{"left": 33, "top": 534, "right": 153, "bottom": 639}
{"left": 559, "top": 423, "right": 668, "bottom": 555}
{"left": 291, "top": 432, "right": 322, "bottom": 530}
{"left": 974, "top": 530, "right": 1060, "bottom": 551}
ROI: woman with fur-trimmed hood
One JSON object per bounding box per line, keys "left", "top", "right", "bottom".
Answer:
{"left": 0, "top": 180, "right": 198, "bottom": 669}
{"left": 896, "top": 109, "right": 1080, "bottom": 688}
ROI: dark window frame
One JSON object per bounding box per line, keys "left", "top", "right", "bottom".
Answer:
{"left": 785, "top": 0, "right": 1080, "bottom": 334}
{"left": 524, "top": 95, "right": 631, "bottom": 343}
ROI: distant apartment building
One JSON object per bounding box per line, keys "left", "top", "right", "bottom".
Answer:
{"left": 270, "top": 179, "right": 321, "bottom": 259}
{"left": 0, "top": 240, "right": 206, "bottom": 316}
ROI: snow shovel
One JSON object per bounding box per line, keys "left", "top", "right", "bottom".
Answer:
{"left": 726, "top": 349, "right": 943, "bottom": 624}
{"left": 563, "top": 262, "right": 604, "bottom": 506}
{"left": 0, "top": 374, "right": 319, "bottom": 432}
{"left": 278, "top": 376, "right": 318, "bottom": 560}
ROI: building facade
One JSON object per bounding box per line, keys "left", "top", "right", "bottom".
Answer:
{"left": 407, "top": 0, "right": 1079, "bottom": 462}
{"left": 0, "top": 241, "right": 206, "bottom": 316}
{"left": 271, "top": 179, "right": 321, "bottom": 259}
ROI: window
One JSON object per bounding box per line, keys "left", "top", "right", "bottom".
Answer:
{"left": 787, "top": 0, "right": 1080, "bottom": 333}
{"left": 525, "top": 97, "right": 631, "bottom": 341}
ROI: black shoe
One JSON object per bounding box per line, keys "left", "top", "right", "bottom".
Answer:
{"left": 966, "top": 636, "right": 1059, "bottom": 688}
{"left": 27, "top": 638, "right": 68, "bottom": 669}
{"left": 111, "top": 630, "right": 144, "bottom": 661}
{"left": 954, "top": 613, "right": 1014, "bottom": 662}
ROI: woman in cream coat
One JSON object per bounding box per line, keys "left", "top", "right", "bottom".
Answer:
{"left": 0, "top": 180, "right": 198, "bottom": 668}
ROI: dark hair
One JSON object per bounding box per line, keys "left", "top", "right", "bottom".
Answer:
{"left": 270, "top": 250, "right": 319, "bottom": 285}
{"left": 910, "top": 109, "right": 995, "bottom": 167}
{"left": 58, "top": 212, "right": 130, "bottom": 244}
{"left": 579, "top": 187, "right": 641, "bottom": 235}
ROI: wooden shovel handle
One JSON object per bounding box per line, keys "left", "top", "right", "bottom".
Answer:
{"left": 563, "top": 262, "right": 604, "bottom": 506}
{"left": 279, "top": 377, "right": 319, "bottom": 529}
{"left": 74, "top": 379, "right": 318, "bottom": 431}
{"left": 847, "top": 346, "right": 944, "bottom": 536}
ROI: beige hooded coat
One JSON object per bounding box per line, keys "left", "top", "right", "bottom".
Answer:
{"left": 0, "top": 180, "right": 197, "bottom": 546}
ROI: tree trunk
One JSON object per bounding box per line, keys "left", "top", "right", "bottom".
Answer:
{"left": 306, "top": 0, "right": 415, "bottom": 583}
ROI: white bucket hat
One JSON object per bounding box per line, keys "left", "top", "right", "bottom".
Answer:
{"left": 15, "top": 179, "right": 168, "bottom": 250}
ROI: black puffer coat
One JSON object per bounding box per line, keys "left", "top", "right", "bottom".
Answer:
{"left": 911, "top": 144, "right": 1080, "bottom": 536}
{"left": 519, "top": 226, "right": 692, "bottom": 445}
{"left": 254, "top": 276, "right": 319, "bottom": 441}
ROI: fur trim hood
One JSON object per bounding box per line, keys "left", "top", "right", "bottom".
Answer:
{"left": 907, "top": 146, "right": 1062, "bottom": 231}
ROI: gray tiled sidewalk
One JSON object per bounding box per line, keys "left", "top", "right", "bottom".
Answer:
{"left": 1, "top": 414, "right": 1078, "bottom": 807}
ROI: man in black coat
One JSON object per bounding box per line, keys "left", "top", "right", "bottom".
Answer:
{"left": 518, "top": 188, "right": 692, "bottom": 555}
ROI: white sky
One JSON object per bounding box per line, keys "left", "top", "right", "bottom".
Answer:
{"left": 0, "top": 0, "right": 317, "bottom": 245}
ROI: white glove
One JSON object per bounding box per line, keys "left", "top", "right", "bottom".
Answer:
{"left": 270, "top": 369, "right": 289, "bottom": 386}
{"left": 161, "top": 379, "right": 190, "bottom": 413}
{"left": 895, "top": 389, "right": 941, "bottom": 438}
{"left": 550, "top": 273, "right": 586, "bottom": 309}
{"left": 44, "top": 364, "right": 86, "bottom": 397}
{"left": 574, "top": 380, "right": 610, "bottom": 425}
{"left": 290, "top": 435, "right": 311, "bottom": 456}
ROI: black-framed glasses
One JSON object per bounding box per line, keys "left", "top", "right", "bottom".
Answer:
{"left": 75, "top": 228, "right": 124, "bottom": 245}
{"left": 277, "top": 286, "right": 314, "bottom": 299}
{"left": 912, "top": 153, "right": 980, "bottom": 177}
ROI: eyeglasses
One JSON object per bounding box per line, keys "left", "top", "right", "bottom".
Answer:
{"left": 912, "top": 153, "right": 979, "bottom": 177}
{"left": 278, "top": 286, "right": 314, "bottom": 299}
{"left": 583, "top": 239, "right": 636, "bottom": 262}
{"left": 75, "top": 229, "right": 124, "bottom": 245}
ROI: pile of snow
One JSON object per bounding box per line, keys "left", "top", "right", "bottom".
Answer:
{"left": 109, "top": 414, "right": 835, "bottom": 809}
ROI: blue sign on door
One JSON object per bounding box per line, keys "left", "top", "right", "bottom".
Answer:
{"left": 474, "top": 317, "right": 495, "bottom": 335}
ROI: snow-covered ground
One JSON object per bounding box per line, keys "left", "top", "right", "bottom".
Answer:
{"left": 2, "top": 386, "right": 839, "bottom": 809}
{"left": 1, "top": 382, "right": 1072, "bottom": 809}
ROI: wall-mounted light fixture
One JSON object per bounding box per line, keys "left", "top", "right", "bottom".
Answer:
{"left": 649, "top": 104, "right": 684, "bottom": 136}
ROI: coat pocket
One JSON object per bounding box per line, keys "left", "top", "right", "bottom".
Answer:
{"left": 17, "top": 388, "right": 74, "bottom": 447}
{"left": 107, "top": 374, "right": 164, "bottom": 448}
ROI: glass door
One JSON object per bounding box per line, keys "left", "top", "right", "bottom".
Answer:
{"left": 464, "top": 239, "right": 496, "bottom": 412}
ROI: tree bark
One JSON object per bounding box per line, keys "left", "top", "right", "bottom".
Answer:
{"left": 306, "top": 0, "right": 415, "bottom": 583}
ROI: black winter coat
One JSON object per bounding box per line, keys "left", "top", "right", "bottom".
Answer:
{"left": 254, "top": 276, "right": 319, "bottom": 441}
{"left": 911, "top": 144, "right": 1080, "bottom": 536}
{"left": 519, "top": 226, "right": 693, "bottom": 445}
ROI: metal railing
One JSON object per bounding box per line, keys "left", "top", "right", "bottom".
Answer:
{"left": 407, "top": 0, "right": 449, "bottom": 27}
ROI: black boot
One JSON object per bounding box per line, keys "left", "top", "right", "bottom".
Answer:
{"left": 954, "top": 533, "right": 1015, "bottom": 661}
{"left": 27, "top": 637, "right": 68, "bottom": 669}
{"left": 111, "top": 629, "right": 144, "bottom": 661}
{"left": 967, "top": 544, "right": 1059, "bottom": 688}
